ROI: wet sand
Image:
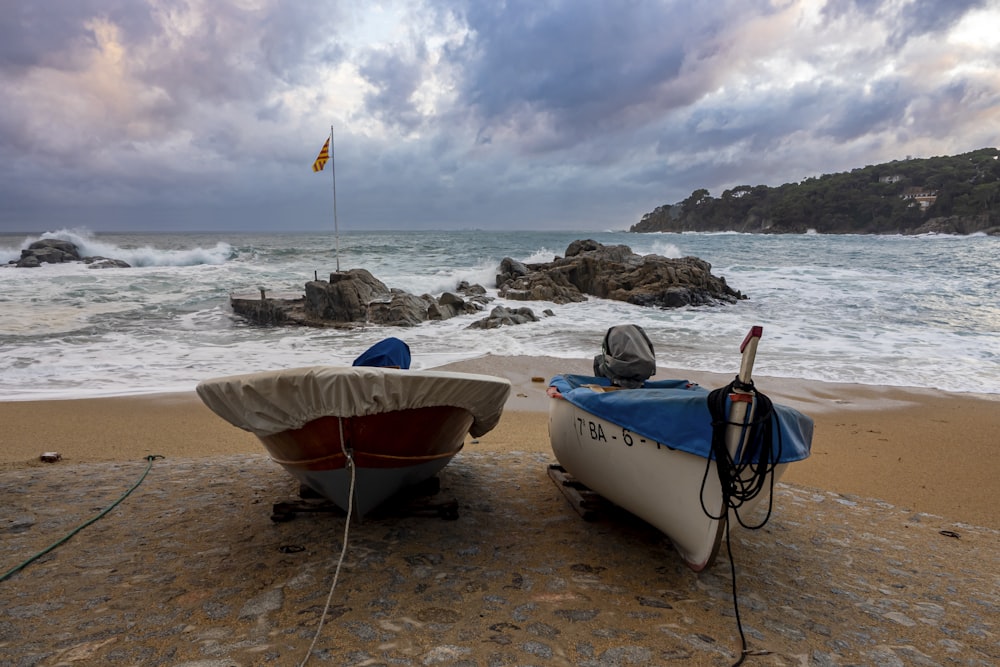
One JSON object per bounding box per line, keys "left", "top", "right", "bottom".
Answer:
{"left": 1, "top": 356, "right": 997, "bottom": 665}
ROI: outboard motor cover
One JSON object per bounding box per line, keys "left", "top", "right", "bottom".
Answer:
{"left": 593, "top": 324, "right": 656, "bottom": 388}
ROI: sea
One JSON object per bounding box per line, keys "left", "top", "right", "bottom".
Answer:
{"left": 1, "top": 228, "right": 997, "bottom": 401}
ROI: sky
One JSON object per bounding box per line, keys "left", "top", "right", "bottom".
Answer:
{"left": 1, "top": 0, "right": 998, "bottom": 233}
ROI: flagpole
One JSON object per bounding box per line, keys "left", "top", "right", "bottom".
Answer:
{"left": 330, "top": 125, "right": 341, "bottom": 272}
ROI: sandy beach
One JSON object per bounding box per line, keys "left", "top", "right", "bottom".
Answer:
{"left": 1, "top": 356, "right": 997, "bottom": 665}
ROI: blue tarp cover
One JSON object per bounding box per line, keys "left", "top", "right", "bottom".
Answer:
{"left": 549, "top": 374, "right": 812, "bottom": 463}
{"left": 353, "top": 337, "right": 412, "bottom": 369}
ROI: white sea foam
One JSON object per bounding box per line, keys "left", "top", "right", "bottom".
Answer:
{"left": 1, "top": 228, "right": 998, "bottom": 399}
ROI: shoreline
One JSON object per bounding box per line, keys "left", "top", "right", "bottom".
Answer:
{"left": 1, "top": 354, "right": 997, "bottom": 530}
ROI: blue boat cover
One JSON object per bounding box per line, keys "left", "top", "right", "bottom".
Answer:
{"left": 549, "top": 374, "right": 812, "bottom": 463}
{"left": 353, "top": 337, "right": 412, "bottom": 369}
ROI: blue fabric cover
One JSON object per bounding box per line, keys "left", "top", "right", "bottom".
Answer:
{"left": 549, "top": 374, "right": 812, "bottom": 463}
{"left": 352, "top": 337, "right": 412, "bottom": 369}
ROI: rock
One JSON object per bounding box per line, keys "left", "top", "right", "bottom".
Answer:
{"left": 496, "top": 240, "right": 743, "bottom": 308}
{"left": 367, "top": 290, "right": 433, "bottom": 327}
{"left": 428, "top": 292, "right": 482, "bottom": 321}
{"left": 909, "top": 214, "right": 999, "bottom": 235}
{"left": 496, "top": 265, "right": 588, "bottom": 304}
{"left": 495, "top": 257, "right": 534, "bottom": 292}
{"left": 614, "top": 255, "right": 742, "bottom": 307}
{"left": 229, "top": 295, "right": 307, "bottom": 326}
{"left": 466, "top": 306, "right": 539, "bottom": 329}
{"left": 231, "top": 273, "right": 492, "bottom": 328}
{"left": 564, "top": 239, "right": 638, "bottom": 265}
{"left": 26, "top": 239, "right": 80, "bottom": 262}
{"left": 17, "top": 240, "right": 81, "bottom": 267}
{"left": 457, "top": 280, "right": 486, "bottom": 296}
{"left": 84, "top": 257, "right": 131, "bottom": 269}
{"left": 304, "top": 269, "right": 392, "bottom": 322}
{"left": 14, "top": 255, "right": 40, "bottom": 268}
{"left": 13, "top": 239, "right": 132, "bottom": 268}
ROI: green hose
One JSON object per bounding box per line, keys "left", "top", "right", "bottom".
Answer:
{"left": 1, "top": 455, "right": 164, "bottom": 583}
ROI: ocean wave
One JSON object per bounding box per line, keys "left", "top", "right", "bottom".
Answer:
{"left": 15, "top": 229, "right": 235, "bottom": 267}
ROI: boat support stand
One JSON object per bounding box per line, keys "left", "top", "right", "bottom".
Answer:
{"left": 547, "top": 464, "right": 612, "bottom": 521}
{"left": 270, "top": 477, "right": 459, "bottom": 522}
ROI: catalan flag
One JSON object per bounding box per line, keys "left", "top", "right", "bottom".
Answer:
{"left": 312, "top": 137, "right": 330, "bottom": 172}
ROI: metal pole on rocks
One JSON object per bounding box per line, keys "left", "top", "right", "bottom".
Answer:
{"left": 329, "top": 125, "right": 341, "bottom": 273}
{"left": 312, "top": 126, "right": 341, "bottom": 274}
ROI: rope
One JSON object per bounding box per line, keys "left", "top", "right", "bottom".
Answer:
{"left": 702, "top": 379, "right": 782, "bottom": 526}
{"left": 270, "top": 446, "right": 458, "bottom": 467}
{"left": 723, "top": 519, "right": 748, "bottom": 667}
{"left": 299, "top": 417, "right": 356, "bottom": 667}
{"left": 702, "top": 378, "right": 784, "bottom": 666}
{"left": 1, "top": 455, "right": 163, "bottom": 583}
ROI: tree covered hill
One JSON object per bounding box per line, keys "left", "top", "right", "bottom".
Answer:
{"left": 630, "top": 147, "right": 1000, "bottom": 235}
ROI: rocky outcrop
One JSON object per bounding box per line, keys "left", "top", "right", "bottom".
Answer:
{"left": 222, "top": 239, "right": 746, "bottom": 328}
{"left": 496, "top": 240, "right": 744, "bottom": 308}
{"left": 910, "top": 214, "right": 1000, "bottom": 236}
{"left": 230, "top": 272, "right": 492, "bottom": 328}
{"left": 9, "top": 239, "right": 131, "bottom": 268}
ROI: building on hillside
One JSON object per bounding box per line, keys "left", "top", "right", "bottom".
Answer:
{"left": 901, "top": 187, "right": 937, "bottom": 210}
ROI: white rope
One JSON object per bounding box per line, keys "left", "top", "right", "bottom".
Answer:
{"left": 299, "top": 417, "right": 356, "bottom": 666}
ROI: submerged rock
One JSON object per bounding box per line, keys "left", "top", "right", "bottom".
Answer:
{"left": 466, "top": 305, "right": 540, "bottom": 329}
{"left": 84, "top": 257, "right": 131, "bottom": 269}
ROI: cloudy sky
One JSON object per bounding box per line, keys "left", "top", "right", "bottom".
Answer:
{"left": 1, "top": 0, "right": 997, "bottom": 233}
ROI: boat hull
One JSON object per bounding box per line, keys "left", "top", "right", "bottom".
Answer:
{"left": 196, "top": 366, "right": 511, "bottom": 517}
{"left": 259, "top": 405, "right": 475, "bottom": 516}
{"left": 548, "top": 395, "right": 787, "bottom": 570}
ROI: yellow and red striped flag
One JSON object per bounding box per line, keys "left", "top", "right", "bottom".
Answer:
{"left": 312, "top": 137, "right": 330, "bottom": 172}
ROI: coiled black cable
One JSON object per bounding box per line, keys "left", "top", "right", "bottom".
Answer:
{"left": 702, "top": 378, "right": 782, "bottom": 526}
{"left": 702, "top": 378, "right": 784, "bottom": 666}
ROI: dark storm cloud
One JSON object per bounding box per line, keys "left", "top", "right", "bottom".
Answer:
{"left": 0, "top": 0, "right": 997, "bottom": 232}
{"left": 453, "top": 0, "right": 746, "bottom": 153}
{"left": 822, "top": 78, "right": 911, "bottom": 142}
{"left": 358, "top": 44, "right": 431, "bottom": 133}
{"left": 0, "top": 1, "right": 344, "bottom": 209}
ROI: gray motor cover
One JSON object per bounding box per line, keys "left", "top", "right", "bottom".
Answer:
{"left": 593, "top": 324, "right": 656, "bottom": 388}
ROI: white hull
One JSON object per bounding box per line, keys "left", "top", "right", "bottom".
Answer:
{"left": 548, "top": 395, "right": 787, "bottom": 570}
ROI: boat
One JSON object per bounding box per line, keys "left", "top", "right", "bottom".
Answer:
{"left": 547, "top": 326, "right": 813, "bottom": 570}
{"left": 196, "top": 364, "right": 511, "bottom": 517}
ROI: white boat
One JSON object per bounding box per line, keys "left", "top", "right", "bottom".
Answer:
{"left": 547, "top": 327, "right": 813, "bottom": 570}
{"left": 196, "top": 366, "right": 511, "bottom": 517}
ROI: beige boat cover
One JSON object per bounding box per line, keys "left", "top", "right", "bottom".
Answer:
{"left": 196, "top": 366, "right": 511, "bottom": 438}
